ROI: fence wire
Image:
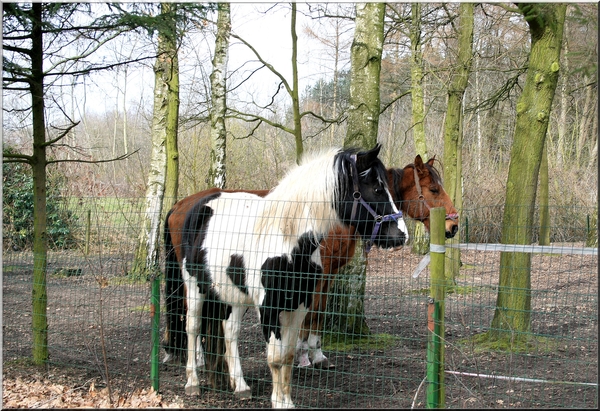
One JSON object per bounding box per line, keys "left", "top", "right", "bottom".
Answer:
{"left": 2, "top": 198, "right": 598, "bottom": 408}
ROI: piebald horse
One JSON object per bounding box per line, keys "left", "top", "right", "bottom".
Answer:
{"left": 163, "top": 145, "right": 408, "bottom": 408}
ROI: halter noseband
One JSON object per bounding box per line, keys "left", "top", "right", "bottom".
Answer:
{"left": 413, "top": 165, "right": 459, "bottom": 222}
{"left": 349, "top": 154, "right": 404, "bottom": 253}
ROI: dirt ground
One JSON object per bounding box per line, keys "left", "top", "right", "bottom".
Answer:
{"left": 3, "top": 244, "right": 598, "bottom": 408}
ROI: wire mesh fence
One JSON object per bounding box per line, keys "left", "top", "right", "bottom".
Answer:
{"left": 2, "top": 198, "right": 598, "bottom": 408}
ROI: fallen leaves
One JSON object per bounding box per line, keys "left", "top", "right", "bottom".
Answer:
{"left": 2, "top": 374, "right": 184, "bottom": 408}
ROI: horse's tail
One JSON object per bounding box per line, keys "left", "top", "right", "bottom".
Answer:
{"left": 202, "top": 289, "right": 230, "bottom": 390}
{"left": 163, "top": 210, "right": 187, "bottom": 361}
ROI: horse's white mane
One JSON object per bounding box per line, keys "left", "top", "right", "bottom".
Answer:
{"left": 256, "top": 146, "right": 346, "bottom": 243}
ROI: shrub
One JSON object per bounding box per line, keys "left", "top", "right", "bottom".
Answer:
{"left": 3, "top": 152, "right": 78, "bottom": 251}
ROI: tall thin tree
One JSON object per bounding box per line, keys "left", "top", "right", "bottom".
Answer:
{"left": 208, "top": 3, "right": 231, "bottom": 188}
{"left": 443, "top": 2, "right": 474, "bottom": 283}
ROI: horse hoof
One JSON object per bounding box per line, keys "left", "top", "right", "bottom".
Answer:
{"left": 235, "top": 389, "right": 252, "bottom": 399}
{"left": 185, "top": 385, "right": 201, "bottom": 396}
{"left": 313, "top": 358, "right": 335, "bottom": 369}
{"left": 297, "top": 357, "right": 312, "bottom": 368}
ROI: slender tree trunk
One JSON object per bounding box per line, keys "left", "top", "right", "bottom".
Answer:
{"left": 538, "top": 141, "right": 550, "bottom": 245}
{"left": 208, "top": 3, "right": 230, "bottom": 188}
{"left": 133, "top": 4, "right": 177, "bottom": 275}
{"left": 490, "top": 3, "right": 567, "bottom": 342}
{"left": 328, "top": 2, "right": 385, "bottom": 339}
{"left": 30, "top": 3, "right": 49, "bottom": 364}
{"left": 163, "top": 4, "right": 180, "bottom": 211}
{"left": 409, "top": 3, "right": 429, "bottom": 254}
{"left": 443, "top": 2, "right": 474, "bottom": 283}
{"left": 290, "top": 2, "right": 303, "bottom": 163}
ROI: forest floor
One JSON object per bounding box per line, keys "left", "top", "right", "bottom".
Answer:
{"left": 3, "top": 245, "right": 598, "bottom": 408}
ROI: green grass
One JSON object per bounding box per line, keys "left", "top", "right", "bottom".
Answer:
{"left": 456, "top": 331, "right": 559, "bottom": 354}
{"left": 322, "top": 333, "right": 399, "bottom": 352}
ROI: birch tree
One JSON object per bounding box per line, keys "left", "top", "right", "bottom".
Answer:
{"left": 133, "top": 3, "right": 179, "bottom": 276}
{"left": 208, "top": 3, "right": 231, "bottom": 188}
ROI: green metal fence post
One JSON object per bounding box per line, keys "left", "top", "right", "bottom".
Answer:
{"left": 427, "top": 207, "right": 446, "bottom": 408}
{"left": 151, "top": 274, "right": 160, "bottom": 391}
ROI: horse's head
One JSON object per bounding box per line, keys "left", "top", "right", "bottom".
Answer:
{"left": 388, "top": 155, "right": 459, "bottom": 239}
{"left": 336, "top": 143, "right": 408, "bottom": 249}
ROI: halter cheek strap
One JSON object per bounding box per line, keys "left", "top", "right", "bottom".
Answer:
{"left": 349, "top": 155, "right": 404, "bottom": 253}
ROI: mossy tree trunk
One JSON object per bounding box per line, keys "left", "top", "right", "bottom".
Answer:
{"left": 163, "top": 3, "right": 181, "bottom": 212}
{"left": 443, "top": 2, "right": 474, "bottom": 284}
{"left": 328, "top": 3, "right": 385, "bottom": 339}
{"left": 30, "top": 3, "right": 49, "bottom": 364}
{"left": 409, "top": 3, "right": 429, "bottom": 255}
{"left": 490, "top": 3, "right": 567, "bottom": 342}
{"left": 133, "top": 4, "right": 179, "bottom": 276}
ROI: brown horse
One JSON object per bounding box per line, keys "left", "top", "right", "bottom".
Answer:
{"left": 162, "top": 154, "right": 458, "bottom": 371}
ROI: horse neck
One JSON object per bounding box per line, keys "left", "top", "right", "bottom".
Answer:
{"left": 258, "top": 153, "right": 342, "bottom": 242}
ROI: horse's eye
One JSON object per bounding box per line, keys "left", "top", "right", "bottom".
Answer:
{"left": 374, "top": 186, "right": 385, "bottom": 195}
{"left": 429, "top": 185, "right": 439, "bottom": 194}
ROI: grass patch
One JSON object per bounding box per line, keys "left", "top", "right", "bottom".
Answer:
{"left": 130, "top": 304, "right": 166, "bottom": 313}
{"left": 406, "top": 288, "right": 430, "bottom": 296}
{"left": 50, "top": 268, "right": 83, "bottom": 278}
{"left": 456, "top": 330, "right": 559, "bottom": 355}
{"left": 322, "top": 333, "right": 398, "bottom": 352}
{"left": 107, "top": 274, "right": 151, "bottom": 286}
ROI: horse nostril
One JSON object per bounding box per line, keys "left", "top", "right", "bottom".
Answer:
{"left": 445, "top": 225, "right": 459, "bottom": 239}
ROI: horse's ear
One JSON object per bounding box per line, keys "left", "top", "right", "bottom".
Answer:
{"left": 415, "top": 154, "right": 424, "bottom": 169}
{"left": 355, "top": 143, "right": 382, "bottom": 172}
{"left": 427, "top": 155, "right": 436, "bottom": 167}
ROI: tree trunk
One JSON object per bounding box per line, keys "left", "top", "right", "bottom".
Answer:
{"left": 208, "top": 3, "right": 230, "bottom": 188}
{"left": 30, "top": 3, "right": 49, "bottom": 364}
{"left": 290, "top": 2, "right": 304, "bottom": 164}
{"left": 409, "top": 3, "right": 429, "bottom": 255}
{"left": 163, "top": 3, "right": 180, "bottom": 210}
{"left": 443, "top": 2, "right": 474, "bottom": 283}
{"left": 539, "top": 141, "right": 550, "bottom": 245}
{"left": 132, "top": 4, "right": 176, "bottom": 276}
{"left": 490, "top": 3, "right": 567, "bottom": 342}
{"left": 344, "top": 2, "right": 384, "bottom": 149}
{"left": 328, "top": 3, "right": 385, "bottom": 339}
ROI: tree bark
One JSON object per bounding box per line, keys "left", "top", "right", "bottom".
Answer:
{"left": 133, "top": 4, "right": 177, "bottom": 275}
{"left": 490, "top": 3, "right": 567, "bottom": 342}
{"left": 328, "top": 3, "right": 386, "bottom": 339}
{"left": 538, "top": 141, "right": 550, "bottom": 245}
{"left": 443, "top": 2, "right": 474, "bottom": 282}
{"left": 163, "top": 3, "right": 180, "bottom": 210}
{"left": 409, "top": 3, "right": 429, "bottom": 255}
{"left": 344, "top": 2, "right": 384, "bottom": 149}
{"left": 30, "top": 3, "right": 49, "bottom": 364}
{"left": 208, "top": 3, "right": 230, "bottom": 188}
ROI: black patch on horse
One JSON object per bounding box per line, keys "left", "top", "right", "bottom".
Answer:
{"left": 226, "top": 254, "right": 247, "bottom": 294}
{"left": 259, "top": 232, "right": 324, "bottom": 341}
{"left": 182, "top": 193, "right": 221, "bottom": 295}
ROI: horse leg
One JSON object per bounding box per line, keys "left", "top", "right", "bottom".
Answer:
{"left": 295, "top": 319, "right": 311, "bottom": 368}
{"left": 268, "top": 309, "right": 306, "bottom": 409}
{"left": 196, "top": 335, "right": 205, "bottom": 367}
{"left": 223, "top": 305, "right": 251, "bottom": 398}
{"left": 182, "top": 263, "right": 204, "bottom": 395}
{"left": 307, "top": 300, "right": 329, "bottom": 368}
{"left": 307, "top": 279, "right": 331, "bottom": 368}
